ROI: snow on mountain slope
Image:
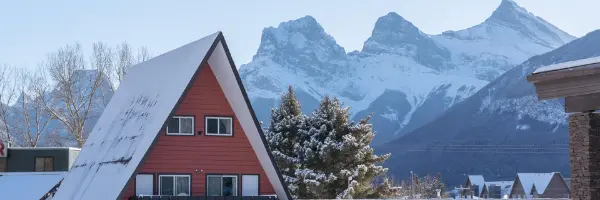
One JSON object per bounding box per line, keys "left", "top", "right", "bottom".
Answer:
{"left": 380, "top": 29, "right": 600, "bottom": 187}
{"left": 433, "top": 0, "right": 574, "bottom": 81}
{"left": 240, "top": 0, "right": 574, "bottom": 145}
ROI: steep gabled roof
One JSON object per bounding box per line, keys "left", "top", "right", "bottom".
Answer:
{"left": 52, "top": 32, "right": 291, "bottom": 200}
{"left": 467, "top": 175, "right": 485, "bottom": 195}
{"left": 515, "top": 173, "right": 556, "bottom": 197}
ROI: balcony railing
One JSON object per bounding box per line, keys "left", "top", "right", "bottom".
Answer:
{"left": 128, "top": 196, "right": 278, "bottom": 200}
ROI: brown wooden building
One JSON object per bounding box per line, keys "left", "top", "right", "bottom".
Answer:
{"left": 509, "top": 173, "right": 570, "bottom": 199}
{"left": 51, "top": 32, "right": 291, "bottom": 200}
{"left": 527, "top": 56, "right": 600, "bottom": 199}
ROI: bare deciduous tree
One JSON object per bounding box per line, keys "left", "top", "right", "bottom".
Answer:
{"left": 13, "top": 69, "right": 57, "bottom": 147}
{"left": 39, "top": 43, "right": 108, "bottom": 147}
{"left": 0, "top": 65, "right": 19, "bottom": 146}
{"left": 110, "top": 43, "right": 151, "bottom": 91}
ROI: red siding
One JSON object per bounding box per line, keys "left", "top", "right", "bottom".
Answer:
{"left": 123, "top": 64, "right": 275, "bottom": 198}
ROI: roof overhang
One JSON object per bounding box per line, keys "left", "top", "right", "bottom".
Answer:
{"left": 527, "top": 57, "right": 600, "bottom": 113}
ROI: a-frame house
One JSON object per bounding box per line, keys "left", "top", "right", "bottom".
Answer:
{"left": 52, "top": 32, "right": 292, "bottom": 200}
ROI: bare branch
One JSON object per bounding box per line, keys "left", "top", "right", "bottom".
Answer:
{"left": 0, "top": 65, "right": 19, "bottom": 146}
{"left": 41, "top": 43, "right": 107, "bottom": 147}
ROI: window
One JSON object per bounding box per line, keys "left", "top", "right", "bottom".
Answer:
{"left": 205, "top": 117, "right": 232, "bottom": 136}
{"left": 241, "top": 175, "right": 259, "bottom": 196}
{"left": 159, "top": 175, "right": 190, "bottom": 196}
{"left": 35, "top": 157, "right": 53, "bottom": 172}
{"left": 167, "top": 116, "right": 194, "bottom": 135}
{"left": 136, "top": 174, "right": 154, "bottom": 196}
{"left": 0, "top": 159, "right": 6, "bottom": 172}
{"left": 207, "top": 175, "right": 238, "bottom": 196}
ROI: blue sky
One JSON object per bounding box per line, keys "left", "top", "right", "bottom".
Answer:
{"left": 1, "top": 0, "right": 598, "bottom": 69}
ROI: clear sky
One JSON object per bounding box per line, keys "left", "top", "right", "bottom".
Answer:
{"left": 1, "top": 0, "right": 598, "bottom": 70}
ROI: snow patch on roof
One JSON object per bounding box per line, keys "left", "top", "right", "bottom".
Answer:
{"left": 516, "top": 173, "right": 556, "bottom": 196}
{"left": 0, "top": 172, "right": 65, "bottom": 200}
{"left": 468, "top": 175, "right": 485, "bottom": 195}
{"left": 533, "top": 56, "right": 600, "bottom": 74}
{"left": 52, "top": 32, "right": 220, "bottom": 200}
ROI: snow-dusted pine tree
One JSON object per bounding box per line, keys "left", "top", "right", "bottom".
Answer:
{"left": 264, "top": 86, "right": 306, "bottom": 197}
{"left": 296, "top": 96, "right": 397, "bottom": 199}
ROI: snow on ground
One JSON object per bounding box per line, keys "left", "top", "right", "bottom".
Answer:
{"left": 0, "top": 172, "right": 65, "bottom": 200}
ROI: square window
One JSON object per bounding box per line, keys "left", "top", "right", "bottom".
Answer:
{"left": 159, "top": 175, "right": 190, "bottom": 196}
{"left": 166, "top": 116, "right": 194, "bottom": 136}
{"left": 35, "top": 157, "right": 53, "bottom": 172}
{"left": 241, "top": 175, "right": 259, "bottom": 196}
{"left": 135, "top": 174, "right": 154, "bottom": 196}
{"left": 206, "top": 175, "right": 238, "bottom": 196}
{"left": 205, "top": 117, "right": 233, "bottom": 136}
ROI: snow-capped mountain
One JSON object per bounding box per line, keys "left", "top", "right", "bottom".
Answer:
{"left": 434, "top": 0, "right": 574, "bottom": 81}
{"left": 380, "top": 30, "right": 600, "bottom": 186}
{"left": 240, "top": 0, "right": 574, "bottom": 145}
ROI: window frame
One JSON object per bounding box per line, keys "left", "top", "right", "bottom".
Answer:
{"left": 205, "top": 174, "right": 239, "bottom": 196}
{"left": 134, "top": 173, "right": 155, "bottom": 196}
{"left": 34, "top": 156, "right": 54, "bottom": 172}
{"left": 241, "top": 174, "right": 260, "bottom": 196}
{"left": 204, "top": 116, "right": 234, "bottom": 136}
{"left": 166, "top": 116, "right": 195, "bottom": 136}
{"left": 158, "top": 174, "right": 192, "bottom": 196}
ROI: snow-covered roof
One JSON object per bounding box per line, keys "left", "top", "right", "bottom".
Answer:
{"left": 0, "top": 172, "right": 65, "bottom": 200}
{"left": 515, "top": 173, "right": 557, "bottom": 196}
{"left": 52, "top": 31, "right": 291, "bottom": 200}
{"left": 8, "top": 147, "right": 80, "bottom": 151}
{"left": 467, "top": 175, "right": 485, "bottom": 195}
{"left": 484, "top": 181, "right": 513, "bottom": 196}
{"left": 533, "top": 56, "right": 600, "bottom": 74}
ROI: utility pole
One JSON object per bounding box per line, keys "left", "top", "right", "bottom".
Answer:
{"left": 410, "top": 171, "right": 413, "bottom": 199}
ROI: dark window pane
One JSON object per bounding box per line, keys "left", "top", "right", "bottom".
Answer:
{"left": 207, "top": 176, "right": 222, "bottom": 196}
{"left": 207, "top": 118, "right": 218, "bottom": 134}
{"left": 219, "top": 119, "right": 232, "bottom": 135}
{"left": 44, "top": 158, "right": 54, "bottom": 171}
{"left": 35, "top": 157, "right": 45, "bottom": 172}
{"left": 167, "top": 117, "right": 180, "bottom": 133}
{"left": 180, "top": 118, "right": 193, "bottom": 134}
{"left": 160, "top": 176, "right": 174, "bottom": 196}
{"left": 175, "top": 176, "right": 190, "bottom": 196}
{"left": 222, "top": 177, "right": 236, "bottom": 196}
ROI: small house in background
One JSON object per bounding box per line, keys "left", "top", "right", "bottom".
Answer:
{"left": 51, "top": 32, "right": 291, "bottom": 200}
{"left": 480, "top": 181, "right": 513, "bottom": 199}
{"left": 0, "top": 147, "right": 80, "bottom": 172}
{"left": 463, "top": 175, "right": 485, "bottom": 198}
{"left": 509, "top": 172, "right": 570, "bottom": 199}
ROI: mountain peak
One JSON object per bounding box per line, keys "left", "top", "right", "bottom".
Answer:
{"left": 487, "top": 0, "right": 533, "bottom": 25}
{"left": 371, "top": 12, "right": 421, "bottom": 36}
{"left": 361, "top": 12, "right": 452, "bottom": 69}
{"left": 278, "top": 15, "right": 322, "bottom": 31}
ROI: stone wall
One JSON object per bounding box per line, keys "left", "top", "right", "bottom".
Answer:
{"left": 569, "top": 112, "right": 600, "bottom": 200}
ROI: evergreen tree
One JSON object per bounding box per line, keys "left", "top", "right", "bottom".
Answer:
{"left": 296, "top": 96, "right": 397, "bottom": 199}
{"left": 265, "top": 86, "right": 306, "bottom": 197}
